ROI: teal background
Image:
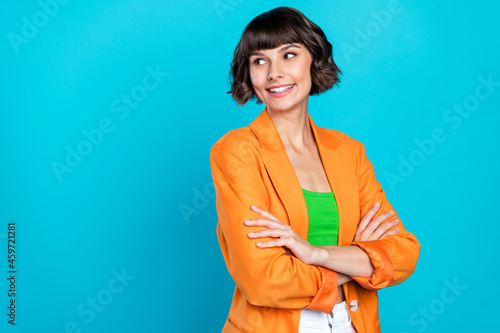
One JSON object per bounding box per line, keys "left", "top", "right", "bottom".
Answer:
{"left": 1, "top": 1, "right": 499, "bottom": 332}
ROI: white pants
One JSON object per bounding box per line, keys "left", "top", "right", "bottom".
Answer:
{"left": 298, "top": 301, "right": 357, "bottom": 333}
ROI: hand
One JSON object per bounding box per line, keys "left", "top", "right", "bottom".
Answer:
{"left": 244, "top": 205, "right": 319, "bottom": 265}
{"left": 354, "top": 202, "right": 400, "bottom": 242}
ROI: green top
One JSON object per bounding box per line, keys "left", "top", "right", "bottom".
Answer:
{"left": 301, "top": 188, "right": 339, "bottom": 246}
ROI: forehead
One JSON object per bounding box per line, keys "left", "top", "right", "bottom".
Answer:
{"left": 249, "top": 43, "right": 305, "bottom": 57}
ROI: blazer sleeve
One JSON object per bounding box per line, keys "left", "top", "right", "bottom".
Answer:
{"left": 211, "top": 141, "right": 338, "bottom": 313}
{"left": 349, "top": 142, "right": 421, "bottom": 290}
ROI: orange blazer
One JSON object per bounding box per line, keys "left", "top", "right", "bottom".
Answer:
{"left": 210, "top": 107, "right": 420, "bottom": 333}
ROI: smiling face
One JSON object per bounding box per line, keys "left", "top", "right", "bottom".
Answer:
{"left": 248, "top": 43, "right": 313, "bottom": 114}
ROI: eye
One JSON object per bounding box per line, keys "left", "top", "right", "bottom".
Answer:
{"left": 284, "top": 52, "right": 296, "bottom": 59}
{"left": 252, "top": 58, "right": 266, "bottom": 65}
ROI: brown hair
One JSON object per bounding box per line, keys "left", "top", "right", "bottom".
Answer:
{"left": 228, "top": 7, "right": 342, "bottom": 105}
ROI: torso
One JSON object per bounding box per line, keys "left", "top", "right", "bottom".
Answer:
{"left": 285, "top": 142, "right": 346, "bottom": 304}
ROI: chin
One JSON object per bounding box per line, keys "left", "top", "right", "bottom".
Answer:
{"left": 267, "top": 101, "right": 304, "bottom": 113}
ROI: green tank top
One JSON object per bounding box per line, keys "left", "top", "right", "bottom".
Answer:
{"left": 301, "top": 188, "right": 339, "bottom": 246}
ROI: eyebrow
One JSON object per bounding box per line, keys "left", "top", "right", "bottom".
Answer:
{"left": 249, "top": 44, "right": 301, "bottom": 57}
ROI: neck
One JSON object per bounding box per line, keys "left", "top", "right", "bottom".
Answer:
{"left": 266, "top": 104, "right": 315, "bottom": 151}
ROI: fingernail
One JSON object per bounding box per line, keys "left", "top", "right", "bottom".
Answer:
{"left": 248, "top": 232, "right": 254, "bottom": 236}
{"left": 251, "top": 205, "right": 258, "bottom": 209}
{"left": 256, "top": 242, "right": 262, "bottom": 246}
{"left": 374, "top": 202, "right": 380, "bottom": 207}
{"left": 389, "top": 210, "right": 394, "bottom": 215}
{"left": 244, "top": 220, "right": 251, "bottom": 224}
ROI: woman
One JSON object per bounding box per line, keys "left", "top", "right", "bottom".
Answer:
{"left": 210, "top": 7, "right": 420, "bottom": 333}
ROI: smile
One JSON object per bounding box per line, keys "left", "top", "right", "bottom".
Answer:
{"left": 267, "top": 84, "right": 295, "bottom": 93}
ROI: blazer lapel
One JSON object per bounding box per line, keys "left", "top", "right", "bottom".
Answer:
{"left": 309, "top": 117, "right": 358, "bottom": 246}
{"left": 249, "top": 107, "right": 357, "bottom": 246}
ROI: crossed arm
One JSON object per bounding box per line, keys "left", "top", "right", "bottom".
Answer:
{"left": 245, "top": 202, "right": 400, "bottom": 283}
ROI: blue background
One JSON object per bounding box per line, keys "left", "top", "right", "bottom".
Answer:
{"left": 1, "top": 1, "right": 499, "bottom": 332}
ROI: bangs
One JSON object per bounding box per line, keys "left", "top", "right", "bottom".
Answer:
{"left": 239, "top": 13, "right": 303, "bottom": 58}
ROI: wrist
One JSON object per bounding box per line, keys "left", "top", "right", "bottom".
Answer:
{"left": 313, "top": 246, "right": 330, "bottom": 267}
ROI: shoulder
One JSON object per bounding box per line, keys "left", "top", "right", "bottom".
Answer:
{"left": 317, "top": 126, "right": 365, "bottom": 153}
{"left": 212, "top": 126, "right": 257, "bottom": 147}
{"left": 210, "top": 126, "right": 260, "bottom": 160}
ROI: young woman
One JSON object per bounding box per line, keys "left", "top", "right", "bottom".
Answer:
{"left": 210, "top": 7, "right": 420, "bottom": 333}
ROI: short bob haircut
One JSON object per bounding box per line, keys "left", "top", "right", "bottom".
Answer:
{"left": 228, "top": 7, "right": 342, "bottom": 106}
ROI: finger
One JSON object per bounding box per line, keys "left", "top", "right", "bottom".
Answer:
{"left": 248, "top": 228, "right": 292, "bottom": 239}
{"left": 244, "top": 218, "right": 288, "bottom": 230}
{"left": 255, "top": 237, "right": 292, "bottom": 248}
{"left": 380, "top": 227, "right": 400, "bottom": 240}
{"left": 369, "top": 219, "right": 399, "bottom": 240}
{"left": 251, "top": 205, "right": 280, "bottom": 222}
{"left": 364, "top": 210, "right": 395, "bottom": 234}
{"left": 357, "top": 203, "right": 381, "bottom": 234}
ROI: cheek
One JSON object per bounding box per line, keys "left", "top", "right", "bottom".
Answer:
{"left": 299, "top": 63, "right": 313, "bottom": 89}
{"left": 249, "top": 70, "right": 265, "bottom": 89}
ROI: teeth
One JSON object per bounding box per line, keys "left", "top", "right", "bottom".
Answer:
{"left": 269, "top": 84, "right": 294, "bottom": 93}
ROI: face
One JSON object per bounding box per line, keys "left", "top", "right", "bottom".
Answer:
{"left": 248, "top": 43, "right": 313, "bottom": 114}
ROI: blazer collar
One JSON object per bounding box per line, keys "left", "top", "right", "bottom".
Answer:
{"left": 248, "top": 107, "right": 356, "bottom": 245}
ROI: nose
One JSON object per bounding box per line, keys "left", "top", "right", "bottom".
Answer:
{"left": 267, "top": 62, "right": 284, "bottom": 81}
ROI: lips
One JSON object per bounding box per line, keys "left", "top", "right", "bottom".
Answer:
{"left": 266, "top": 84, "right": 295, "bottom": 93}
